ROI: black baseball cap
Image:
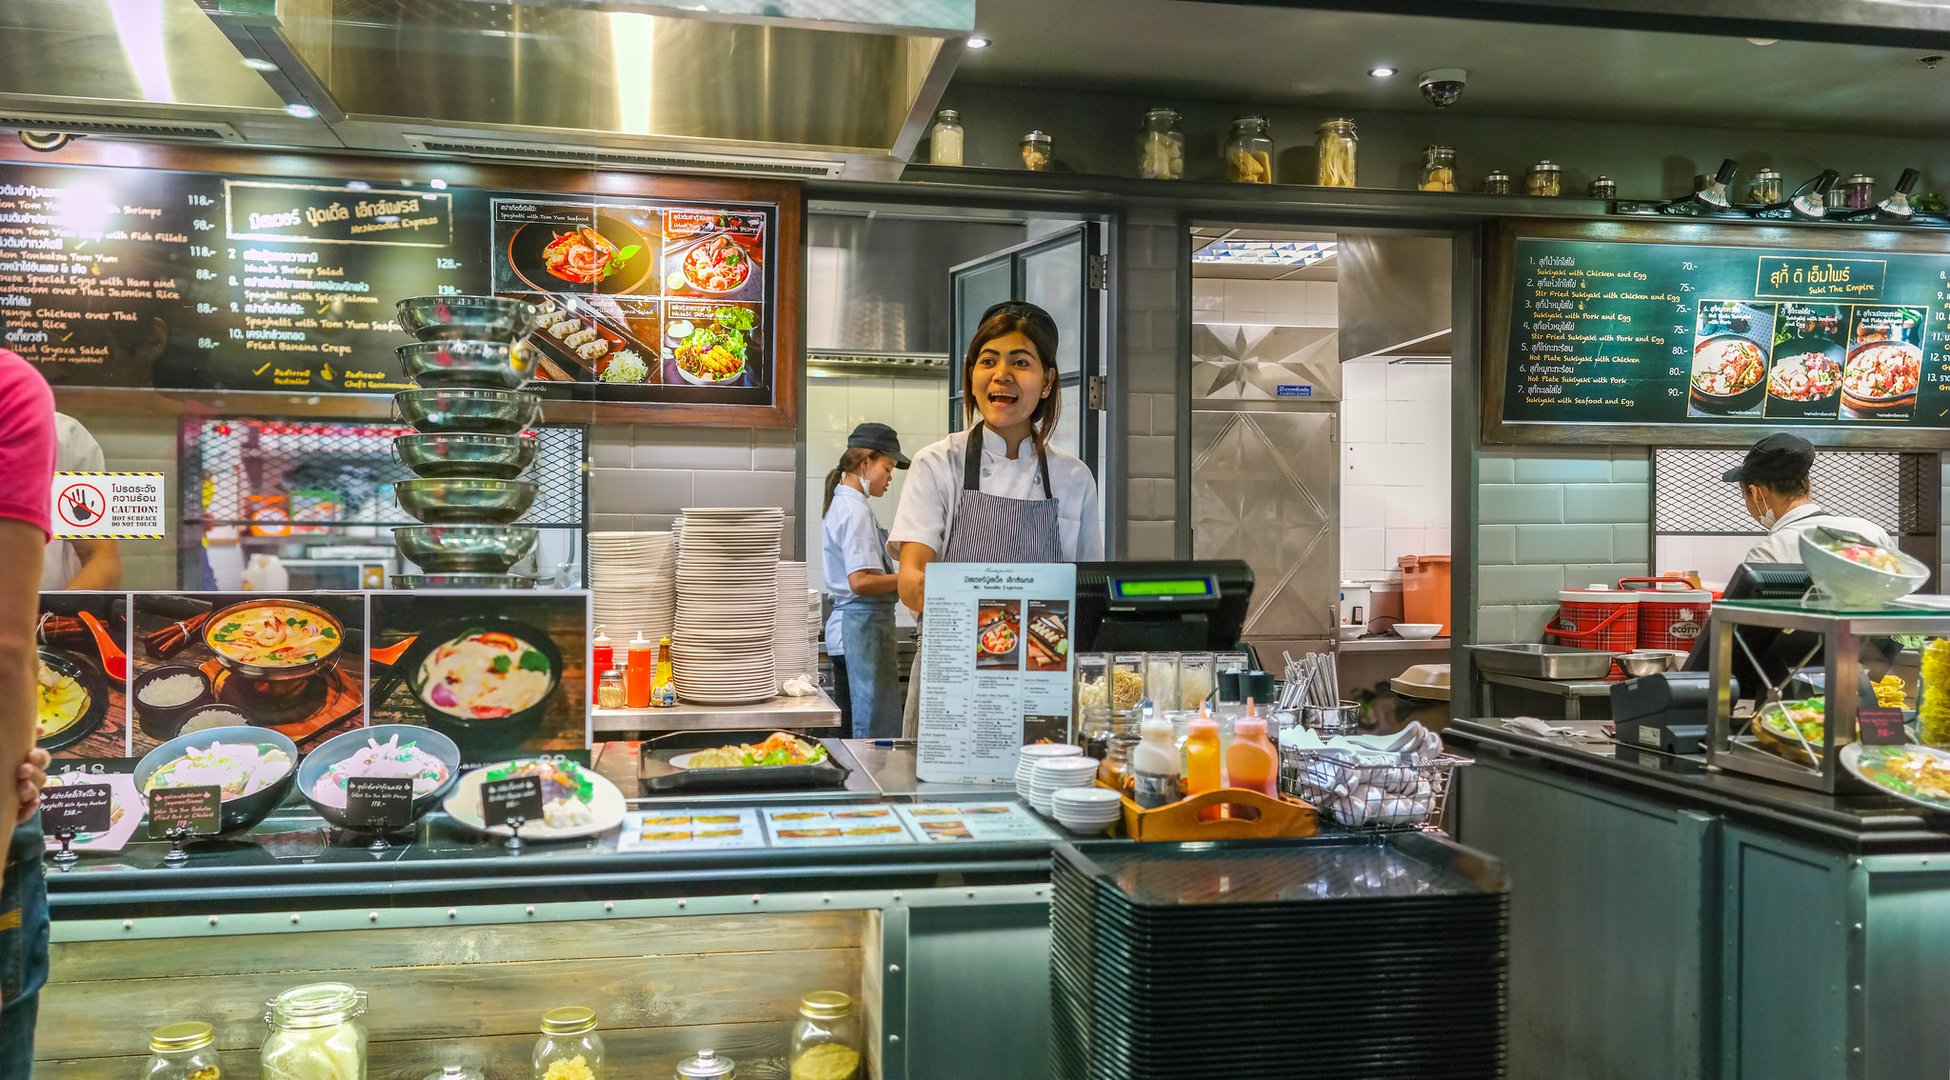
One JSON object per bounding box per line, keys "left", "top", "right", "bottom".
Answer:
{"left": 847, "top": 421, "right": 910, "bottom": 469}
{"left": 1723, "top": 432, "right": 1815, "bottom": 484}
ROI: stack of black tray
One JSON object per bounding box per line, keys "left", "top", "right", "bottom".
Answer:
{"left": 1050, "top": 835, "right": 1509, "bottom": 1080}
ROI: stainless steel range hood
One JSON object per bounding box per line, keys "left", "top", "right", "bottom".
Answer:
{"left": 1337, "top": 234, "right": 1453, "bottom": 362}
{"left": 0, "top": 0, "right": 969, "bottom": 179}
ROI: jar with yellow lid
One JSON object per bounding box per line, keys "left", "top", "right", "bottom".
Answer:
{"left": 789, "top": 991, "right": 862, "bottom": 1080}
{"left": 146, "top": 1022, "right": 221, "bottom": 1080}
{"left": 533, "top": 1006, "right": 605, "bottom": 1080}
{"left": 260, "top": 983, "right": 367, "bottom": 1080}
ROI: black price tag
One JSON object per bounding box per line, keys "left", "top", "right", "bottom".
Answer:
{"left": 40, "top": 783, "right": 112, "bottom": 835}
{"left": 146, "top": 785, "right": 222, "bottom": 839}
{"left": 482, "top": 775, "right": 543, "bottom": 829}
{"left": 1857, "top": 709, "right": 1908, "bottom": 745}
{"left": 345, "top": 776, "right": 414, "bottom": 831}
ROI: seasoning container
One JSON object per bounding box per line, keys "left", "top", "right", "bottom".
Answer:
{"left": 596, "top": 669, "right": 626, "bottom": 710}
{"left": 421, "top": 1066, "right": 484, "bottom": 1080}
{"left": 145, "top": 1022, "right": 221, "bottom": 1080}
{"left": 1587, "top": 176, "right": 1616, "bottom": 199}
{"left": 1747, "top": 168, "right": 1782, "bottom": 205}
{"left": 789, "top": 991, "right": 863, "bottom": 1080}
{"left": 1843, "top": 173, "right": 1876, "bottom": 209}
{"left": 589, "top": 626, "right": 613, "bottom": 705}
{"left": 1525, "top": 160, "right": 1563, "bottom": 197}
{"left": 1137, "top": 107, "right": 1184, "bottom": 179}
{"left": 1144, "top": 652, "right": 1179, "bottom": 711}
{"left": 1131, "top": 713, "right": 1184, "bottom": 809}
{"left": 1074, "top": 652, "right": 1111, "bottom": 740}
{"left": 1097, "top": 730, "right": 1138, "bottom": 792}
{"left": 1224, "top": 115, "right": 1274, "bottom": 184}
{"left": 1177, "top": 653, "right": 1216, "bottom": 710}
{"left": 1483, "top": 169, "right": 1513, "bottom": 195}
{"left": 1315, "top": 118, "right": 1358, "bottom": 187}
{"left": 1418, "top": 145, "right": 1456, "bottom": 192}
{"left": 928, "top": 109, "right": 964, "bottom": 166}
{"left": 534, "top": 1006, "right": 604, "bottom": 1080}
{"left": 1110, "top": 653, "right": 1147, "bottom": 718}
{"left": 260, "top": 984, "right": 368, "bottom": 1080}
{"left": 675, "top": 1049, "right": 737, "bottom": 1080}
{"left": 1020, "top": 130, "right": 1052, "bottom": 172}
{"left": 624, "top": 630, "right": 654, "bottom": 709}
{"left": 652, "top": 635, "right": 676, "bottom": 708}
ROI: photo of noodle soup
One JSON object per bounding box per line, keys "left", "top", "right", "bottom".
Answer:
{"left": 206, "top": 603, "right": 342, "bottom": 670}
{"left": 416, "top": 629, "right": 555, "bottom": 719}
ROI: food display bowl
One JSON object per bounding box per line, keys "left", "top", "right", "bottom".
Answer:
{"left": 203, "top": 599, "right": 345, "bottom": 684}
{"left": 397, "top": 296, "right": 536, "bottom": 343}
{"left": 132, "top": 664, "right": 215, "bottom": 739}
{"left": 1394, "top": 623, "right": 1444, "bottom": 640}
{"left": 1688, "top": 333, "right": 1768, "bottom": 413}
{"left": 1799, "top": 531, "right": 1929, "bottom": 608}
{"left": 397, "top": 340, "right": 537, "bottom": 391}
{"left": 395, "top": 388, "right": 540, "bottom": 435}
{"left": 134, "top": 725, "right": 300, "bottom": 836}
{"left": 394, "top": 525, "right": 539, "bottom": 573}
{"left": 296, "top": 724, "right": 462, "bottom": 831}
{"left": 1615, "top": 651, "right": 1671, "bottom": 678}
{"left": 393, "top": 432, "right": 538, "bottom": 480}
{"left": 394, "top": 479, "right": 537, "bottom": 525}
{"left": 176, "top": 704, "right": 250, "bottom": 735}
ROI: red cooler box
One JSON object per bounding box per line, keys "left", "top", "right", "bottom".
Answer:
{"left": 1546, "top": 586, "right": 1639, "bottom": 679}
{"left": 1620, "top": 577, "right": 1712, "bottom": 653}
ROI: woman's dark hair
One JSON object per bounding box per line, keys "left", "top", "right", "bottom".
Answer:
{"left": 962, "top": 301, "right": 1060, "bottom": 446}
{"left": 823, "top": 447, "right": 879, "bottom": 515}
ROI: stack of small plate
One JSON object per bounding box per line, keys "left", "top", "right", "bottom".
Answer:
{"left": 1030, "top": 757, "right": 1103, "bottom": 815}
{"left": 590, "top": 532, "right": 675, "bottom": 642}
{"left": 1017, "top": 743, "right": 1085, "bottom": 802}
{"left": 1051, "top": 787, "right": 1123, "bottom": 835}
{"left": 672, "top": 508, "right": 783, "bottom": 705}
{"left": 772, "top": 562, "right": 813, "bottom": 683}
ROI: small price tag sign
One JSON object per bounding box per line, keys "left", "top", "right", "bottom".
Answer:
{"left": 1857, "top": 708, "right": 1908, "bottom": 746}
{"left": 146, "top": 786, "right": 222, "bottom": 839}
{"left": 345, "top": 777, "right": 414, "bottom": 832}
{"left": 482, "top": 775, "right": 543, "bottom": 829}
{"left": 40, "top": 783, "right": 112, "bottom": 835}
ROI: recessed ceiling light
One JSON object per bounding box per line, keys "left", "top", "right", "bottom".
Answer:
{"left": 241, "top": 57, "right": 278, "bottom": 72}
{"left": 284, "top": 103, "right": 317, "bottom": 119}
{"left": 967, "top": 35, "right": 991, "bottom": 49}
{"left": 1368, "top": 66, "right": 1397, "bottom": 78}
{"left": 1746, "top": 37, "right": 1778, "bottom": 46}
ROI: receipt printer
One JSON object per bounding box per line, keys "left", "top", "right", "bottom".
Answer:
{"left": 1610, "top": 672, "right": 1726, "bottom": 755}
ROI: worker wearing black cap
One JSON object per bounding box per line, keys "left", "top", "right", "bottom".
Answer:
{"left": 822, "top": 422, "right": 910, "bottom": 738}
{"left": 1725, "top": 433, "right": 1892, "bottom": 563}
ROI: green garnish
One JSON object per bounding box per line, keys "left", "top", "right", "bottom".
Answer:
{"left": 491, "top": 655, "right": 513, "bottom": 674}
{"left": 519, "top": 650, "right": 550, "bottom": 673}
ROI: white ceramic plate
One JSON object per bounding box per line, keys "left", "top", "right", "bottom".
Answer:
{"left": 443, "top": 762, "right": 627, "bottom": 840}
{"left": 1840, "top": 742, "right": 1950, "bottom": 813}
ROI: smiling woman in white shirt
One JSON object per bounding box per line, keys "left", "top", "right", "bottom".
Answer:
{"left": 822, "top": 422, "right": 908, "bottom": 740}
{"left": 887, "top": 300, "right": 1104, "bottom": 731}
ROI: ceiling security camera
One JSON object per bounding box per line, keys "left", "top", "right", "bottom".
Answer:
{"left": 18, "top": 130, "right": 75, "bottom": 153}
{"left": 1418, "top": 69, "right": 1467, "bottom": 109}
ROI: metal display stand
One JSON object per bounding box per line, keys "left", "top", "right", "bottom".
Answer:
{"left": 1706, "top": 600, "right": 1950, "bottom": 793}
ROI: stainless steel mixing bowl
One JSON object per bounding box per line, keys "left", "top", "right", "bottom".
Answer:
{"left": 397, "top": 340, "right": 537, "bottom": 390}
{"left": 395, "top": 388, "right": 539, "bottom": 434}
{"left": 393, "top": 525, "right": 539, "bottom": 573}
{"left": 393, "top": 432, "right": 538, "bottom": 480}
{"left": 392, "top": 573, "right": 538, "bottom": 590}
{"left": 396, "top": 295, "right": 537, "bottom": 342}
{"left": 393, "top": 478, "right": 538, "bottom": 525}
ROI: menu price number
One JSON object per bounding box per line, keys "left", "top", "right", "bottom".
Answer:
{"left": 435, "top": 257, "right": 462, "bottom": 270}
{"left": 436, "top": 284, "right": 462, "bottom": 296}
{"left": 191, "top": 219, "right": 215, "bottom": 232}
{"left": 186, "top": 194, "right": 216, "bottom": 207}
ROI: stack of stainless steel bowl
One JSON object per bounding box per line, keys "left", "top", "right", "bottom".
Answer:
{"left": 390, "top": 295, "right": 544, "bottom": 589}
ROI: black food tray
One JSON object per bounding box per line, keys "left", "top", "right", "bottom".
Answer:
{"left": 638, "top": 728, "right": 849, "bottom": 792}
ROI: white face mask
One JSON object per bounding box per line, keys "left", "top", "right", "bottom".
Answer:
{"left": 1747, "top": 487, "right": 1778, "bottom": 529}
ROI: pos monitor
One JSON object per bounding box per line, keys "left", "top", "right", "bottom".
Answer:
{"left": 1683, "top": 562, "right": 1889, "bottom": 703}
{"left": 1072, "top": 560, "right": 1254, "bottom": 653}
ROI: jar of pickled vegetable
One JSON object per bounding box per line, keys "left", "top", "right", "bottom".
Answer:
{"left": 146, "top": 1022, "right": 221, "bottom": 1080}
{"left": 790, "top": 992, "right": 862, "bottom": 1080}
{"left": 1418, "top": 145, "right": 1455, "bottom": 192}
{"left": 596, "top": 669, "right": 626, "bottom": 710}
{"left": 534, "top": 1007, "right": 604, "bottom": 1080}
{"left": 928, "top": 110, "right": 964, "bottom": 166}
{"left": 1525, "top": 160, "right": 1563, "bottom": 197}
{"left": 1587, "top": 176, "right": 1616, "bottom": 199}
{"left": 1020, "top": 130, "right": 1052, "bottom": 172}
{"left": 1747, "top": 168, "right": 1782, "bottom": 204}
{"left": 1483, "top": 169, "right": 1512, "bottom": 195}
{"left": 1316, "top": 118, "right": 1358, "bottom": 187}
{"left": 1844, "top": 173, "right": 1876, "bottom": 209}
{"left": 1137, "top": 107, "right": 1184, "bottom": 179}
{"left": 261, "top": 984, "right": 368, "bottom": 1080}
{"left": 1224, "top": 115, "right": 1274, "bottom": 184}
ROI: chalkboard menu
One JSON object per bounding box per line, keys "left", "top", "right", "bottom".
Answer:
{"left": 1494, "top": 229, "right": 1950, "bottom": 440}
{"left": 0, "top": 159, "right": 789, "bottom": 415}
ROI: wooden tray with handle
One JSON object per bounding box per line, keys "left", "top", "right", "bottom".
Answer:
{"left": 1110, "top": 784, "right": 1318, "bottom": 842}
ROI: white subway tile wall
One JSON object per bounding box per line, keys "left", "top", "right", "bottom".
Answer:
{"left": 1189, "top": 279, "right": 1337, "bottom": 327}
{"left": 801, "top": 375, "right": 950, "bottom": 582}
{"left": 1123, "top": 213, "right": 1188, "bottom": 559}
{"left": 593, "top": 424, "right": 800, "bottom": 556}
{"left": 1341, "top": 358, "right": 1451, "bottom": 583}
{"left": 1476, "top": 447, "right": 1652, "bottom": 642}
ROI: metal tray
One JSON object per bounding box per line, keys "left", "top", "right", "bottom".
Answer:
{"left": 1468, "top": 643, "right": 1617, "bottom": 680}
{"left": 638, "top": 728, "right": 849, "bottom": 792}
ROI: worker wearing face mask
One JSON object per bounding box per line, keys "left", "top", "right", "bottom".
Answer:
{"left": 1726, "top": 433, "right": 1892, "bottom": 563}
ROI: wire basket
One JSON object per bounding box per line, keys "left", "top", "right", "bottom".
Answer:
{"left": 1278, "top": 749, "right": 1470, "bottom": 832}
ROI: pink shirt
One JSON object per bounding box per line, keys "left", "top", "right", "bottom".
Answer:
{"left": 0, "top": 349, "right": 55, "bottom": 539}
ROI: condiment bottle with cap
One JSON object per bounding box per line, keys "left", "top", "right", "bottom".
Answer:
{"left": 790, "top": 991, "right": 863, "bottom": 1080}
{"left": 625, "top": 631, "right": 655, "bottom": 709}
{"left": 534, "top": 1006, "right": 604, "bottom": 1080}
{"left": 1225, "top": 701, "right": 1280, "bottom": 797}
{"left": 652, "top": 635, "right": 677, "bottom": 708}
{"left": 1131, "top": 704, "right": 1183, "bottom": 809}
{"left": 145, "top": 1021, "right": 221, "bottom": 1080}
{"left": 590, "top": 626, "right": 613, "bottom": 704}
{"left": 675, "top": 1049, "right": 737, "bottom": 1079}
{"left": 1182, "top": 705, "right": 1222, "bottom": 795}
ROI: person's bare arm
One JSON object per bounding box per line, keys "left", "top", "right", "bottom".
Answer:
{"left": 0, "top": 519, "right": 46, "bottom": 850}
{"left": 847, "top": 569, "right": 898, "bottom": 597}
{"left": 63, "top": 537, "right": 122, "bottom": 590}
{"left": 897, "top": 543, "right": 938, "bottom": 614}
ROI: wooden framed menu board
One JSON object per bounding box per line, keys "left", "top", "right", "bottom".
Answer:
{"left": 0, "top": 146, "right": 800, "bottom": 426}
{"left": 1484, "top": 219, "right": 1950, "bottom": 447}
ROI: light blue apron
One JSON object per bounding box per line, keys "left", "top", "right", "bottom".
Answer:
{"left": 836, "top": 513, "right": 902, "bottom": 739}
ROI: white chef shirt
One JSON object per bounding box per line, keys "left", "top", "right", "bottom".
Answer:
{"left": 822, "top": 482, "right": 892, "bottom": 655}
{"left": 1743, "top": 502, "right": 1894, "bottom": 565}
{"left": 887, "top": 427, "right": 1104, "bottom": 564}
{"left": 41, "top": 413, "right": 103, "bottom": 590}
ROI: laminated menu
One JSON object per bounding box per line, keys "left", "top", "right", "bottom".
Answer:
{"left": 760, "top": 805, "right": 919, "bottom": 846}
{"left": 617, "top": 808, "right": 767, "bottom": 853}
{"left": 895, "top": 802, "right": 1057, "bottom": 843}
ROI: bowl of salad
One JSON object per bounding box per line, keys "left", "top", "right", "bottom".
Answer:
{"left": 1798, "top": 527, "right": 1930, "bottom": 608}
{"left": 1689, "top": 334, "right": 1767, "bottom": 413}
{"left": 673, "top": 306, "right": 756, "bottom": 386}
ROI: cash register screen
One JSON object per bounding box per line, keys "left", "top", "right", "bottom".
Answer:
{"left": 1109, "top": 577, "right": 1217, "bottom": 601}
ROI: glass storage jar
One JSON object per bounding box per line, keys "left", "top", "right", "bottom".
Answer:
{"left": 1843, "top": 173, "right": 1876, "bottom": 209}
{"left": 596, "top": 668, "right": 626, "bottom": 709}
{"left": 1747, "top": 168, "right": 1782, "bottom": 204}
{"left": 261, "top": 983, "right": 368, "bottom": 1080}
{"left": 1074, "top": 652, "right": 1110, "bottom": 716}
{"left": 422, "top": 1066, "right": 484, "bottom": 1080}
{"left": 1483, "top": 169, "right": 1513, "bottom": 195}
{"left": 1224, "top": 115, "right": 1274, "bottom": 184}
{"left": 534, "top": 1007, "right": 604, "bottom": 1080}
{"left": 790, "top": 991, "right": 863, "bottom": 1080}
{"left": 675, "top": 1049, "right": 737, "bottom": 1080}
{"left": 1144, "top": 653, "right": 1180, "bottom": 712}
{"left": 1177, "top": 653, "right": 1216, "bottom": 710}
{"left": 1525, "top": 160, "right": 1563, "bottom": 196}
{"left": 1587, "top": 176, "right": 1616, "bottom": 199}
{"left": 146, "top": 1022, "right": 221, "bottom": 1080}
{"left": 1137, "top": 107, "right": 1184, "bottom": 179}
{"left": 1315, "top": 118, "right": 1358, "bottom": 187}
{"left": 928, "top": 110, "right": 964, "bottom": 166}
{"left": 1110, "top": 653, "right": 1147, "bottom": 718}
{"left": 1020, "top": 130, "right": 1052, "bottom": 172}
{"left": 1098, "top": 731, "right": 1139, "bottom": 792}
{"left": 1418, "top": 145, "right": 1456, "bottom": 192}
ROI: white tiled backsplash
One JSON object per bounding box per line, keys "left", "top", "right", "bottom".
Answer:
{"left": 1190, "top": 278, "right": 1337, "bottom": 327}
{"left": 1341, "top": 360, "right": 1452, "bottom": 583}
{"left": 802, "top": 375, "right": 951, "bottom": 577}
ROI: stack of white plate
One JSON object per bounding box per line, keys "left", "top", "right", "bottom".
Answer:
{"left": 589, "top": 532, "right": 675, "bottom": 642}
{"left": 672, "top": 508, "right": 783, "bottom": 705}
{"left": 772, "top": 562, "right": 813, "bottom": 683}
{"left": 1051, "top": 787, "right": 1123, "bottom": 835}
{"left": 1029, "top": 757, "right": 1103, "bottom": 815}
{"left": 1016, "top": 743, "right": 1085, "bottom": 802}
{"left": 805, "top": 588, "right": 822, "bottom": 678}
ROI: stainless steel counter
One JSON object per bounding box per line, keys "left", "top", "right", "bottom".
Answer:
{"left": 590, "top": 690, "right": 841, "bottom": 733}
{"left": 1477, "top": 669, "right": 1614, "bottom": 722}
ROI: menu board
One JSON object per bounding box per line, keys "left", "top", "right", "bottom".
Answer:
{"left": 0, "top": 159, "right": 786, "bottom": 414}
{"left": 1497, "top": 234, "right": 1950, "bottom": 434}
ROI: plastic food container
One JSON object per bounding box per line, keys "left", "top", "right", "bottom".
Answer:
{"left": 1397, "top": 555, "right": 1452, "bottom": 635}
{"left": 1546, "top": 586, "right": 1641, "bottom": 669}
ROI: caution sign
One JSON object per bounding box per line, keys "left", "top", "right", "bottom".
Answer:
{"left": 51, "top": 472, "right": 165, "bottom": 540}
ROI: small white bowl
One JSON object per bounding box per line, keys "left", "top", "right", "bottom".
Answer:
{"left": 1394, "top": 623, "right": 1444, "bottom": 640}
{"left": 1052, "top": 787, "right": 1122, "bottom": 808}
{"left": 1054, "top": 812, "right": 1115, "bottom": 835}
{"left": 1020, "top": 743, "right": 1084, "bottom": 759}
